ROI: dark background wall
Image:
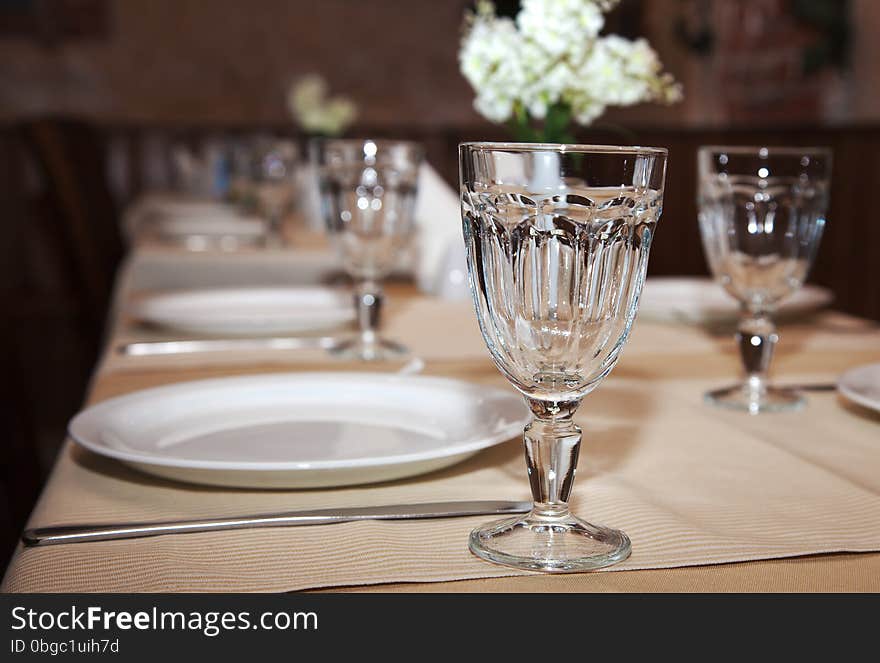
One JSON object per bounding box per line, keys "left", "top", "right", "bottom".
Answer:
{"left": 2, "top": 0, "right": 879, "bottom": 129}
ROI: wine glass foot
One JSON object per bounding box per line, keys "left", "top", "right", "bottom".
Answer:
{"left": 329, "top": 336, "right": 408, "bottom": 362}
{"left": 468, "top": 510, "right": 631, "bottom": 573}
{"left": 705, "top": 384, "right": 805, "bottom": 414}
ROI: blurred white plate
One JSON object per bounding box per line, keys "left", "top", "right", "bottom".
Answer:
{"left": 156, "top": 215, "right": 267, "bottom": 239}
{"left": 153, "top": 212, "right": 269, "bottom": 251}
{"left": 130, "top": 287, "right": 354, "bottom": 335}
{"left": 838, "top": 363, "right": 880, "bottom": 414}
{"left": 69, "top": 373, "right": 529, "bottom": 488}
{"left": 125, "top": 195, "right": 246, "bottom": 240}
{"left": 152, "top": 199, "right": 240, "bottom": 220}
{"left": 639, "top": 277, "right": 833, "bottom": 324}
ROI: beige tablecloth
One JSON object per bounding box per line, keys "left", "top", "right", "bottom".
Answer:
{"left": 3, "top": 252, "right": 880, "bottom": 592}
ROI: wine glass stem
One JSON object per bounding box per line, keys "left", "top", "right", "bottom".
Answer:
{"left": 267, "top": 209, "right": 283, "bottom": 248}
{"left": 523, "top": 398, "right": 583, "bottom": 519}
{"left": 354, "top": 279, "right": 383, "bottom": 349}
{"left": 736, "top": 310, "right": 778, "bottom": 395}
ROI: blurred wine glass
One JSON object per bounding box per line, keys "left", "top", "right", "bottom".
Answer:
{"left": 317, "top": 139, "right": 424, "bottom": 360}
{"left": 698, "top": 145, "right": 832, "bottom": 413}
{"left": 229, "top": 136, "right": 299, "bottom": 246}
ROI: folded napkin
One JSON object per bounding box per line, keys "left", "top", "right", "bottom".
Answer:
{"left": 295, "top": 162, "right": 326, "bottom": 233}
{"left": 413, "top": 163, "right": 470, "bottom": 300}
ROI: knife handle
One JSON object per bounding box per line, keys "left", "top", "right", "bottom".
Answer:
{"left": 22, "top": 501, "right": 531, "bottom": 547}
{"left": 23, "top": 514, "right": 362, "bottom": 546}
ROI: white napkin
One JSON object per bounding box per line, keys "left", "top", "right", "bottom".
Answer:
{"left": 296, "top": 163, "right": 325, "bottom": 233}
{"left": 413, "top": 162, "right": 469, "bottom": 299}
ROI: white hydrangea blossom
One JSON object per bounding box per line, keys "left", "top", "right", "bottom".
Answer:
{"left": 287, "top": 74, "right": 358, "bottom": 136}
{"left": 459, "top": 15, "right": 526, "bottom": 123}
{"left": 459, "top": 0, "right": 681, "bottom": 129}
{"left": 516, "top": 0, "right": 605, "bottom": 60}
{"left": 574, "top": 38, "right": 649, "bottom": 107}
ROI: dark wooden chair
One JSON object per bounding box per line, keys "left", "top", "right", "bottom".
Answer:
{"left": 0, "top": 118, "right": 124, "bottom": 566}
{"left": 19, "top": 118, "right": 125, "bottom": 340}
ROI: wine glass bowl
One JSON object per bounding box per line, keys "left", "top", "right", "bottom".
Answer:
{"left": 698, "top": 146, "right": 832, "bottom": 413}
{"left": 460, "top": 142, "right": 668, "bottom": 571}
{"left": 317, "top": 139, "right": 424, "bottom": 360}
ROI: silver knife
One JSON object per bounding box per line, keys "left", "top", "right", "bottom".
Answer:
{"left": 22, "top": 500, "right": 531, "bottom": 547}
{"left": 118, "top": 336, "right": 339, "bottom": 356}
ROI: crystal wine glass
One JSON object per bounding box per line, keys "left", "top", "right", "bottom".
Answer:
{"left": 253, "top": 138, "right": 299, "bottom": 247}
{"left": 697, "top": 146, "right": 832, "bottom": 413}
{"left": 317, "top": 139, "right": 424, "bottom": 360}
{"left": 460, "top": 142, "right": 667, "bottom": 572}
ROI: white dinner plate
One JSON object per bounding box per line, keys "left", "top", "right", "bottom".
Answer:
{"left": 129, "top": 287, "right": 355, "bottom": 335}
{"left": 68, "top": 373, "right": 529, "bottom": 488}
{"left": 838, "top": 363, "right": 880, "bottom": 414}
{"left": 639, "top": 277, "right": 833, "bottom": 324}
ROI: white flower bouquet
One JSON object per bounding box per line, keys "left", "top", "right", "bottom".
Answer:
{"left": 287, "top": 74, "right": 358, "bottom": 137}
{"left": 459, "top": 0, "right": 682, "bottom": 142}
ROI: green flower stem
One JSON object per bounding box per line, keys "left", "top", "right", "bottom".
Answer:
{"left": 508, "top": 101, "right": 577, "bottom": 144}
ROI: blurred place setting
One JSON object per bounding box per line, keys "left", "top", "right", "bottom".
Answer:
{"left": 2, "top": 0, "right": 880, "bottom": 599}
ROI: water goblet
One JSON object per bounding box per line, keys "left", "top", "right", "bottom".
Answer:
{"left": 697, "top": 146, "right": 832, "bottom": 413}
{"left": 460, "top": 142, "right": 668, "bottom": 571}
{"left": 317, "top": 139, "right": 424, "bottom": 360}
{"left": 253, "top": 139, "right": 299, "bottom": 246}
